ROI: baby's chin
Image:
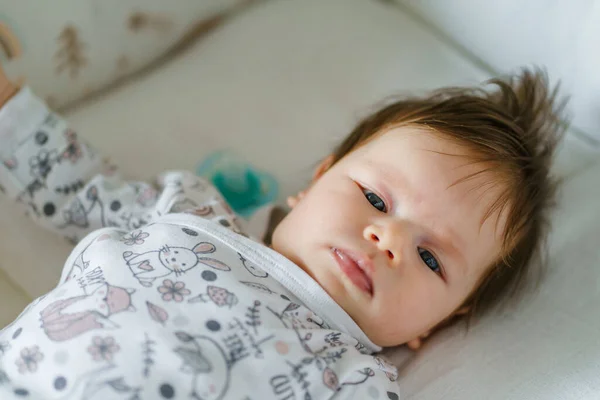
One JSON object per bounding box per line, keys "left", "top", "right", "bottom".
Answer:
{"left": 353, "top": 315, "right": 414, "bottom": 348}
{"left": 363, "top": 328, "right": 407, "bottom": 348}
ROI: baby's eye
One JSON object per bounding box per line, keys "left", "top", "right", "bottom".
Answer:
{"left": 418, "top": 248, "right": 442, "bottom": 276}
{"left": 363, "top": 189, "right": 387, "bottom": 212}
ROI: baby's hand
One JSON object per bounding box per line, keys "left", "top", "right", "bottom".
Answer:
{"left": 0, "top": 63, "right": 18, "bottom": 107}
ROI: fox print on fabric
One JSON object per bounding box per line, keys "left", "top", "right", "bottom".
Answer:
{"left": 40, "top": 282, "right": 136, "bottom": 342}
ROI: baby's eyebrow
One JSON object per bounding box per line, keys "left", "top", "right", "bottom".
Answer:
{"left": 374, "top": 163, "right": 407, "bottom": 192}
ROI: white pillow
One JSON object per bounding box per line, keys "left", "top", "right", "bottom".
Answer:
{"left": 397, "top": 0, "right": 600, "bottom": 143}
{"left": 0, "top": 0, "right": 247, "bottom": 109}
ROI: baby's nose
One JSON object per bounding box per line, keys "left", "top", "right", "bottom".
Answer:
{"left": 363, "top": 225, "right": 398, "bottom": 264}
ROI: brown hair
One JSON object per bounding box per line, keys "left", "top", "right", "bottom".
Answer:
{"left": 330, "top": 67, "right": 567, "bottom": 326}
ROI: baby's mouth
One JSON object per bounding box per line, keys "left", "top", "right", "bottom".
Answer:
{"left": 331, "top": 248, "right": 374, "bottom": 296}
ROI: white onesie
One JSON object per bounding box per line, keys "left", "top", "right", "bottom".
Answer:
{"left": 0, "top": 88, "right": 401, "bottom": 400}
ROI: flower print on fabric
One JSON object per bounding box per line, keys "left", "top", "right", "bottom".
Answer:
{"left": 62, "top": 129, "right": 84, "bottom": 163}
{"left": 29, "top": 149, "right": 58, "bottom": 180}
{"left": 120, "top": 230, "right": 149, "bottom": 246}
{"left": 157, "top": 279, "right": 191, "bottom": 303}
{"left": 87, "top": 336, "right": 121, "bottom": 362}
{"left": 15, "top": 345, "right": 44, "bottom": 374}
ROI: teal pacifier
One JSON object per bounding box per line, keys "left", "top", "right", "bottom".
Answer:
{"left": 196, "top": 150, "right": 278, "bottom": 217}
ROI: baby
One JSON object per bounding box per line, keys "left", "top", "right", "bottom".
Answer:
{"left": 0, "top": 66, "right": 563, "bottom": 399}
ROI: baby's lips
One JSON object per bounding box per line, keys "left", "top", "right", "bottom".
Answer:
{"left": 343, "top": 248, "right": 375, "bottom": 281}
{"left": 333, "top": 247, "right": 375, "bottom": 295}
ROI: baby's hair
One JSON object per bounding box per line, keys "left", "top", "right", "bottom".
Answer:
{"left": 330, "top": 67, "right": 567, "bottom": 327}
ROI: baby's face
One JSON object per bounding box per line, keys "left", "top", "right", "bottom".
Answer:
{"left": 272, "top": 126, "right": 506, "bottom": 347}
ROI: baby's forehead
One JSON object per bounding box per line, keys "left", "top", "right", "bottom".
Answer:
{"left": 358, "top": 127, "right": 496, "bottom": 185}
{"left": 356, "top": 126, "right": 474, "bottom": 162}
{"left": 357, "top": 127, "right": 509, "bottom": 241}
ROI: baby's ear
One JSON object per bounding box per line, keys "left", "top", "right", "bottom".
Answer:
{"left": 287, "top": 155, "right": 335, "bottom": 209}
{"left": 406, "top": 331, "right": 431, "bottom": 351}
{"left": 407, "top": 306, "right": 470, "bottom": 350}
{"left": 286, "top": 190, "right": 307, "bottom": 208}
{"left": 312, "top": 155, "right": 335, "bottom": 181}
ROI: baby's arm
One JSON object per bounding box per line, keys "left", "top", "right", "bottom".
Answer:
{"left": 0, "top": 67, "right": 243, "bottom": 244}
